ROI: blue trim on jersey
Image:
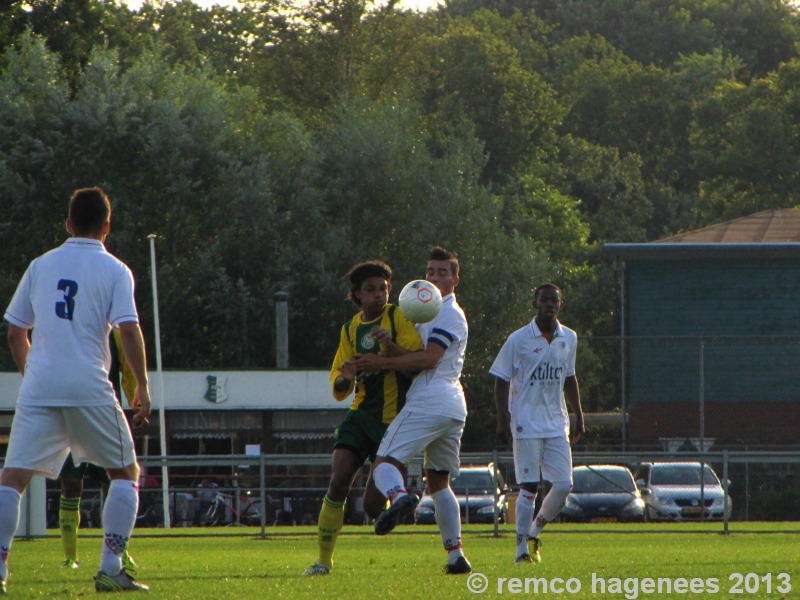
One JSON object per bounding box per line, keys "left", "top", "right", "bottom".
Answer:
{"left": 428, "top": 337, "right": 449, "bottom": 350}
{"left": 431, "top": 327, "right": 455, "bottom": 342}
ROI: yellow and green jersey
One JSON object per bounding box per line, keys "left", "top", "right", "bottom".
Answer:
{"left": 330, "top": 304, "right": 423, "bottom": 424}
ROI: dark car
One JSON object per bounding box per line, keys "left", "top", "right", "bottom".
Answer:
{"left": 414, "top": 464, "right": 508, "bottom": 524}
{"left": 560, "top": 465, "right": 645, "bottom": 523}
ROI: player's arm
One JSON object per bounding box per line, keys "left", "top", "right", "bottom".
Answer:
{"left": 333, "top": 361, "right": 357, "bottom": 396}
{"left": 7, "top": 324, "right": 30, "bottom": 375}
{"left": 330, "top": 327, "right": 356, "bottom": 400}
{"left": 351, "top": 341, "right": 443, "bottom": 373}
{"left": 493, "top": 376, "right": 512, "bottom": 445}
{"left": 564, "top": 375, "right": 584, "bottom": 444}
{"left": 117, "top": 321, "right": 151, "bottom": 427}
{"left": 369, "top": 324, "right": 422, "bottom": 380}
{"left": 370, "top": 326, "right": 409, "bottom": 357}
{"left": 113, "top": 329, "right": 137, "bottom": 406}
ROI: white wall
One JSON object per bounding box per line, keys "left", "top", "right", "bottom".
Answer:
{"left": 0, "top": 370, "right": 349, "bottom": 411}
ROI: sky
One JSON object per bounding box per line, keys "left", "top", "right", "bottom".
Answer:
{"left": 124, "top": 0, "right": 441, "bottom": 12}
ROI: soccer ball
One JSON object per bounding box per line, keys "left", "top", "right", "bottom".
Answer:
{"left": 399, "top": 279, "right": 442, "bottom": 324}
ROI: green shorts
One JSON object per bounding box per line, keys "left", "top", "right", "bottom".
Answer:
{"left": 59, "top": 453, "right": 111, "bottom": 485}
{"left": 333, "top": 410, "right": 389, "bottom": 465}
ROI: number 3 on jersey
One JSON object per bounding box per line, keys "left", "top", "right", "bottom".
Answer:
{"left": 56, "top": 279, "right": 79, "bottom": 320}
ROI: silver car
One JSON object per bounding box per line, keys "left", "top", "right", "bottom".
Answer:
{"left": 635, "top": 462, "right": 732, "bottom": 521}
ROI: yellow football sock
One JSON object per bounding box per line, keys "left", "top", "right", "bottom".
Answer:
{"left": 60, "top": 496, "right": 81, "bottom": 560}
{"left": 316, "top": 494, "right": 346, "bottom": 570}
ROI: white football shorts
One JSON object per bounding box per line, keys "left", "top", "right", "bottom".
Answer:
{"left": 513, "top": 436, "right": 573, "bottom": 485}
{"left": 378, "top": 409, "right": 464, "bottom": 475}
{"left": 4, "top": 404, "right": 137, "bottom": 479}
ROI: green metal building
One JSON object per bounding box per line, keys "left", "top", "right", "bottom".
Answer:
{"left": 605, "top": 209, "right": 800, "bottom": 449}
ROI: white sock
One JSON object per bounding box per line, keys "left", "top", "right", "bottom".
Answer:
{"left": 515, "top": 490, "right": 536, "bottom": 556}
{"left": 373, "top": 463, "right": 407, "bottom": 504}
{"left": 529, "top": 482, "right": 571, "bottom": 539}
{"left": 432, "top": 488, "right": 463, "bottom": 562}
{"left": 0, "top": 487, "right": 22, "bottom": 580}
{"left": 100, "top": 480, "right": 139, "bottom": 575}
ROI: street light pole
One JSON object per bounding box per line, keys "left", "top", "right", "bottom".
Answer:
{"left": 147, "top": 234, "right": 171, "bottom": 528}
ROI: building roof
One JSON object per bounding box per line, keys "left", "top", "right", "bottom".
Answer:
{"left": 605, "top": 208, "right": 800, "bottom": 259}
{"left": 654, "top": 208, "right": 800, "bottom": 243}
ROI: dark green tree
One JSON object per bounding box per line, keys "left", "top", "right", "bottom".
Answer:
{"left": 690, "top": 58, "right": 800, "bottom": 223}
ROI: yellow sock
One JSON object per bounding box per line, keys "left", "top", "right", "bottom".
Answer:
{"left": 60, "top": 496, "right": 81, "bottom": 560}
{"left": 317, "top": 494, "right": 346, "bottom": 570}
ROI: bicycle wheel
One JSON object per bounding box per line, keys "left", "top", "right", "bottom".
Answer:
{"left": 241, "top": 501, "right": 263, "bottom": 526}
{"left": 146, "top": 503, "right": 164, "bottom": 527}
{"left": 200, "top": 501, "right": 221, "bottom": 527}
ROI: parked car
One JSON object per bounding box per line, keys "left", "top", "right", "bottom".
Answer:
{"left": 414, "top": 464, "right": 509, "bottom": 524}
{"left": 561, "top": 465, "right": 645, "bottom": 523}
{"left": 635, "top": 462, "right": 732, "bottom": 521}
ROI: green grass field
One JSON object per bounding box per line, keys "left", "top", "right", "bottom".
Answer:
{"left": 5, "top": 523, "right": 798, "bottom": 598}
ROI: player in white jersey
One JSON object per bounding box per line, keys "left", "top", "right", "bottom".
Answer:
{"left": 352, "top": 246, "right": 472, "bottom": 575}
{"left": 0, "top": 187, "right": 151, "bottom": 594}
{"left": 490, "top": 283, "right": 584, "bottom": 564}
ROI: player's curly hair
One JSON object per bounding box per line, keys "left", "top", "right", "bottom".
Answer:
{"left": 345, "top": 260, "right": 392, "bottom": 307}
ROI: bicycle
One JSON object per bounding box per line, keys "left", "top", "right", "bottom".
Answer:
{"left": 135, "top": 501, "right": 174, "bottom": 528}
{"left": 199, "top": 490, "right": 269, "bottom": 526}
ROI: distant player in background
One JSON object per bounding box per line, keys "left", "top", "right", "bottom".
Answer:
{"left": 302, "top": 260, "right": 422, "bottom": 577}
{"left": 352, "top": 246, "right": 472, "bottom": 575}
{"left": 491, "top": 283, "right": 584, "bottom": 564}
{"left": 58, "top": 329, "right": 138, "bottom": 575}
{"left": 0, "top": 186, "right": 151, "bottom": 594}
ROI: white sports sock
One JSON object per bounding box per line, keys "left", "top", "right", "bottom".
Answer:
{"left": 515, "top": 490, "right": 536, "bottom": 556}
{"left": 0, "top": 487, "right": 22, "bottom": 580}
{"left": 100, "top": 480, "right": 139, "bottom": 575}
{"left": 529, "top": 482, "right": 571, "bottom": 539}
{"left": 432, "top": 487, "right": 463, "bottom": 562}
{"left": 373, "top": 463, "right": 407, "bottom": 504}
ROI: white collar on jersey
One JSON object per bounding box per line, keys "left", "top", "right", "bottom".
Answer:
{"left": 64, "top": 238, "right": 105, "bottom": 249}
{"left": 529, "top": 318, "right": 564, "bottom": 339}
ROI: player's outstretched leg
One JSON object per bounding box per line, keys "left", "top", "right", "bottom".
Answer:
{"left": 373, "top": 462, "right": 418, "bottom": 535}
{"left": 374, "top": 493, "right": 419, "bottom": 536}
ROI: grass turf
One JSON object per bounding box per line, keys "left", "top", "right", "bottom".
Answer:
{"left": 4, "top": 524, "right": 798, "bottom": 598}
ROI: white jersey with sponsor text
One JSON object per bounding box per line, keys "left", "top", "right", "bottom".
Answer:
{"left": 404, "top": 293, "right": 468, "bottom": 421}
{"left": 489, "top": 319, "right": 577, "bottom": 439}
{"left": 4, "top": 238, "right": 139, "bottom": 407}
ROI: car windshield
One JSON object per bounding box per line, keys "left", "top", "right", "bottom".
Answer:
{"left": 572, "top": 468, "right": 635, "bottom": 493}
{"left": 450, "top": 471, "right": 495, "bottom": 495}
{"left": 650, "top": 465, "right": 720, "bottom": 486}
